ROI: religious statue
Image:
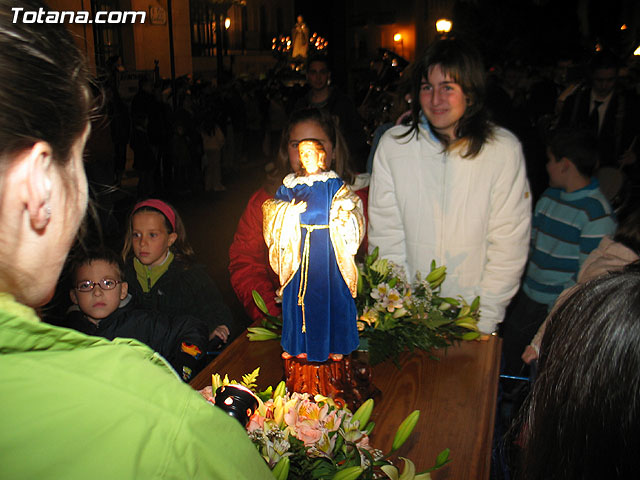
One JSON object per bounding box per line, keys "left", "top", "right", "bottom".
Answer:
{"left": 262, "top": 140, "right": 364, "bottom": 364}
{"left": 291, "top": 15, "right": 310, "bottom": 60}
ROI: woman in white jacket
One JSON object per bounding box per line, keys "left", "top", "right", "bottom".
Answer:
{"left": 368, "top": 38, "right": 532, "bottom": 334}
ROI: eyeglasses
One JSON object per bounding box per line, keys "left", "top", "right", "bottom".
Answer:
{"left": 75, "top": 278, "right": 121, "bottom": 292}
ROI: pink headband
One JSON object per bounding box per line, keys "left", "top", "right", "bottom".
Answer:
{"left": 133, "top": 199, "right": 176, "bottom": 231}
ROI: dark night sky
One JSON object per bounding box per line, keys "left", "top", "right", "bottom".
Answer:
{"left": 293, "top": 0, "right": 638, "bottom": 65}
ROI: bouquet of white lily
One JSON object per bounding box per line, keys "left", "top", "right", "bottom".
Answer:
{"left": 356, "top": 247, "right": 481, "bottom": 365}
{"left": 200, "top": 368, "right": 451, "bottom": 480}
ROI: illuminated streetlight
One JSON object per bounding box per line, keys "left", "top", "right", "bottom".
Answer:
{"left": 394, "top": 32, "right": 404, "bottom": 56}
{"left": 436, "top": 18, "right": 452, "bottom": 36}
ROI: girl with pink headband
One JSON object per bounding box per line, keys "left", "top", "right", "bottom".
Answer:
{"left": 122, "top": 199, "right": 236, "bottom": 359}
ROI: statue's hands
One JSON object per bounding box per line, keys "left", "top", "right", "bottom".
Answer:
{"left": 335, "top": 198, "right": 355, "bottom": 211}
{"left": 290, "top": 200, "right": 307, "bottom": 215}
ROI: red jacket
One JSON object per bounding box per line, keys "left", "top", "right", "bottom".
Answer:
{"left": 229, "top": 180, "right": 369, "bottom": 323}
{"left": 229, "top": 188, "right": 281, "bottom": 323}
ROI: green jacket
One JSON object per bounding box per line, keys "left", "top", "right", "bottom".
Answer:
{"left": 0, "top": 293, "right": 272, "bottom": 479}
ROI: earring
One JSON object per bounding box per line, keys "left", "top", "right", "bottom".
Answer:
{"left": 44, "top": 204, "right": 51, "bottom": 219}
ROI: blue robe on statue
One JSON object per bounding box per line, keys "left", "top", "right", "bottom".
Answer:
{"left": 271, "top": 172, "right": 360, "bottom": 362}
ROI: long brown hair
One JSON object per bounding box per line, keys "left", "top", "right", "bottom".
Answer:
{"left": 0, "top": 0, "right": 91, "bottom": 167}
{"left": 403, "top": 37, "right": 493, "bottom": 158}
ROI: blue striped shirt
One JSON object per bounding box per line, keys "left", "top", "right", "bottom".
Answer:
{"left": 523, "top": 178, "right": 616, "bottom": 307}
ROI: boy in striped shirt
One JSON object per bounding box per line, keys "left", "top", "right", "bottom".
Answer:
{"left": 502, "top": 128, "right": 616, "bottom": 380}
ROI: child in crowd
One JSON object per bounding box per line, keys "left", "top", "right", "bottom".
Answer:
{"left": 122, "top": 199, "right": 237, "bottom": 350}
{"left": 66, "top": 249, "right": 208, "bottom": 381}
{"left": 522, "top": 204, "right": 640, "bottom": 364}
{"left": 228, "top": 108, "right": 370, "bottom": 324}
{"left": 501, "top": 128, "right": 617, "bottom": 379}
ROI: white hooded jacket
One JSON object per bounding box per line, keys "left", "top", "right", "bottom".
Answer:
{"left": 368, "top": 123, "right": 532, "bottom": 333}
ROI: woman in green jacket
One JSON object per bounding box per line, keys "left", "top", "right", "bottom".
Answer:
{"left": 0, "top": 1, "right": 271, "bottom": 478}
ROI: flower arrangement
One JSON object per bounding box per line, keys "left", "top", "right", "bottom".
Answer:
{"left": 201, "top": 368, "right": 450, "bottom": 480}
{"left": 355, "top": 248, "right": 481, "bottom": 365}
{"left": 248, "top": 248, "right": 481, "bottom": 366}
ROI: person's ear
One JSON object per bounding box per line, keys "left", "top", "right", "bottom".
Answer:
{"left": 560, "top": 157, "right": 571, "bottom": 172}
{"left": 17, "top": 142, "right": 54, "bottom": 231}
{"left": 70, "top": 289, "right": 79, "bottom": 305}
{"left": 119, "top": 281, "right": 128, "bottom": 300}
{"left": 168, "top": 232, "right": 178, "bottom": 247}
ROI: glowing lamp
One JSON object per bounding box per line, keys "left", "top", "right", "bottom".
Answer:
{"left": 224, "top": 17, "right": 230, "bottom": 29}
{"left": 634, "top": 45, "right": 640, "bottom": 56}
{"left": 394, "top": 33, "right": 402, "bottom": 42}
{"left": 436, "top": 19, "right": 452, "bottom": 34}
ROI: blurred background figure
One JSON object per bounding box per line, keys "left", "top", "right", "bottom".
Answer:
{"left": 294, "top": 55, "right": 369, "bottom": 172}
{"left": 556, "top": 50, "right": 640, "bottom": 204}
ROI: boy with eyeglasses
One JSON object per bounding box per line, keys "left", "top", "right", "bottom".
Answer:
{"left": 66, "top": 248, "right": 208, "bottom": 381}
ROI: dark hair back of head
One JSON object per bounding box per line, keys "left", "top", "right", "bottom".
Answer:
{"left": 69, "top": 248, "right": 125, "bottom": 286}
{"left": 407, "top": 37, "right": 492, "bottom": 157}
{"left": 0, "top": 0, "right": 91, "bottom": 165}
{"left": 548, "top": 128, "right": 598, "bottom": 177}
{"left": 306, "top": 54, "right": 330, "bottom": 71}
{"left": 520, "top": 269, "right": 640, "bottom": 479}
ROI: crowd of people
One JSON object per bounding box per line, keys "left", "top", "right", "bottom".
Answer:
{"left": 2, "top": 0, "right": 640, "bottom": 477}
{"left": 226, "top": 36, "right": 640, "bottom": 480}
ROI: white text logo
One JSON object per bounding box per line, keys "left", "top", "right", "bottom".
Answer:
{"left": 12, "top": 7, "right": 146, "bottom": 24}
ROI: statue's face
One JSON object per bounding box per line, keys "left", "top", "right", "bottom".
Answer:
{"left": 298, "top": 140, "right": 327, "bottom": 174}
{"left": 287, "top": 120, "right": 333, "bottom": 175}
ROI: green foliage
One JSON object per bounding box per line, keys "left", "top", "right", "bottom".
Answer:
{"left": 241, "top": 367, "right": 260, "bottom": 390}
{"left": 249, "top": 252, "right": 482, "bottom": 367}
{"left": 356, "top": 252, "right": 481, "bottom": 366}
